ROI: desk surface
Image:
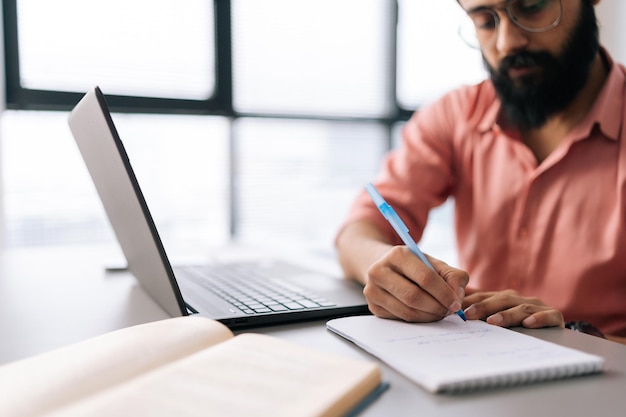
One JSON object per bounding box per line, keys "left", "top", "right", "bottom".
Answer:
{"left": 1, "top": 244, "right": 625, "bottom": 417}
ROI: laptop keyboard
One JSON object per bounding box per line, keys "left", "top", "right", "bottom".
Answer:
{"left": 178, "top": 263, "right": 337, "bottom": 315}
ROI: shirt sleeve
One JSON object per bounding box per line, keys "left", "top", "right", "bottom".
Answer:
{"left": 338, "top": 92, "right": 460, "bottom": 245}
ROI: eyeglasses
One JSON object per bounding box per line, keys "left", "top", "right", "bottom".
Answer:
{"left": 458, "top": 0, "right": 563, "bottom": 49}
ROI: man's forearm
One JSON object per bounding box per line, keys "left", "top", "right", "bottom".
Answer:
{"left": 335, "top": 221, "right": 393, "bottom": 285}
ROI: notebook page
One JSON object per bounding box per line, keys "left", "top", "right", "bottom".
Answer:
{"left": 327, "top": 315, "right": 604, "bottom": 393}
{"left": 0, "top": 316, "right": 234, "bottom": 417}
{"left": 42, "top": 333, "right": 382, "bottom": 417}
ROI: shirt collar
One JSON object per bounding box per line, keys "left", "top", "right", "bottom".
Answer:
{"left": 580, "top": 48, "right": 624, "bottom": 142}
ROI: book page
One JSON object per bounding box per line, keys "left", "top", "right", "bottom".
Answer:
{"left": 327, "top": 315, "right": 604, "bottom": 393}
{"left": 42, "top": 333, "right": 382, "bottom": 417}
{"left": 0, "top": 316, "right": 233, "bottom": 417}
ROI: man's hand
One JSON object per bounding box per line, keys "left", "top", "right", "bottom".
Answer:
{"left": 362, "top": 245, "right": 469, "bottom": 322}
{"left": 463, "top": 289, "right": 564, "bottom": 328}
{"left": 336, "top": 220, "right": 468, "bottom": 323}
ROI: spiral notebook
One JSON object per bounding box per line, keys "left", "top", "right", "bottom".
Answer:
{"left": 326, "top": 315, "right": 605, "bottom": 393}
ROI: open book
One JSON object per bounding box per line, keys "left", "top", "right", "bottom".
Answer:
{"left": 0, "top": 317, "right": 386, "bottom": 417}
{"left": 327, "top": 315, "right": 604, "bottom": 393}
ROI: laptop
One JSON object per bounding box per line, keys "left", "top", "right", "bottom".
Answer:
{"left": 68, "top": 86, "right": 369, "bottom": 329}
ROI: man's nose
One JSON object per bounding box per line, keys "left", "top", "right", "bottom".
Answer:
{"left": 495, "top": 14, "right": 529, "bottom": 54}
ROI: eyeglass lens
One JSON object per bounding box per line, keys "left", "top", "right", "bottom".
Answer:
{"left": 459, "top": 0, "right": 562, "bottom": 48}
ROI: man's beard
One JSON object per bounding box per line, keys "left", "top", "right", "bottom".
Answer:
{"left": 485, "top": 3, "right": 600, "bottom": 130}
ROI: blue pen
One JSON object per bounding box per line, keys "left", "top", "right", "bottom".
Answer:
{"left": 365, "top": 183, "right": 467, "bottom": 322}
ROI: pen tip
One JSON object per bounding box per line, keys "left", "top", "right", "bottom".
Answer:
{"left": 457, "top": 309, "right": 467, "bottom": 322}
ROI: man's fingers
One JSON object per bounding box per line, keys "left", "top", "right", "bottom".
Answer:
{"left": 364, "top": 283, "right": 445, "bottom": 322}
{"left": 363, "top": 272, "right": 448, "bottom": 321}
{"left": 363, "top": 246, "right": 472, "bottom": 322}
{"left": 365, "top": 255, "right": 449, "bottom": 321}
{"left": 462, "top": 291, "right": 496, "bottom": 308}
{"left": 486, "top": 304, "right": 564, "bottom": 328}
{"left": 390, "top": 248, "right": 464, "bottom": 315}
{"left": 463, "top": 289, "right": 525, "bottom": 320}
{"left": 429, "top": 256, "right": 470, "bottom": 294}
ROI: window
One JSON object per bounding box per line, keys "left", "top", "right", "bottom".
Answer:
{"left": 2, "top": 0, "right": 484, "bottom": 263}
{"left": 397, "top": 0, "right": 485, "bottom": 107}
{"left": 0, "top": 111, "right": 230, "bottom": 259}
{"left": 232, "top": 0, "right": 392, "bottom": 117}
{"left": 16, "top": 0, "right": 215, "bottom": 100}
{"left": 233, "top": 118, "right": 387, "bottom": 248}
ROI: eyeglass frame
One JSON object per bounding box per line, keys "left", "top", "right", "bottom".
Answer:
{"left": 457, "top": 0, "right": 563, "bottom": 48}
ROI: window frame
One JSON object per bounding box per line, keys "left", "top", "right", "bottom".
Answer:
{"left": 2, "top": 0, "right": 235, "bottom": 115}
{"left": 2, "top": 0, "right": 417, "bottom": 241}
{"left": 2, "top": 0, "right": 413, "bottom": 121}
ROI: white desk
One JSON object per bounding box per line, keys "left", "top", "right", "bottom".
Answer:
{"left": 1, "top": 244, "right": 625, "bottom": 416}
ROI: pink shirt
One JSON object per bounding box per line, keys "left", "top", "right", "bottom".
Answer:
{"left": 343, "top": 52, "right": 626, "bottom": 336}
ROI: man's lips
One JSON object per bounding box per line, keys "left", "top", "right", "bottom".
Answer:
{"left": 507, "top": 65, "right": 537, "bottom": 78}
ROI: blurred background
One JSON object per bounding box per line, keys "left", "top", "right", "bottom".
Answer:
{"left": 0, "top": 0, "right": 623, "bottom": 266}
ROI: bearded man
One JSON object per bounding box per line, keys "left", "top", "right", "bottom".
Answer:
{"left": 336, "top": 0, "right": 626, "bottom": 343}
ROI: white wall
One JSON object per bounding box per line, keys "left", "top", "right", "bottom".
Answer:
{"left": 597, "top": 0, "right": 626, "bottom": 63}
{"left": 0, "top": 1, "right": 623, "bottom": 250}
{"left": 0, "top": 2, "right": 5, "bottom": 249}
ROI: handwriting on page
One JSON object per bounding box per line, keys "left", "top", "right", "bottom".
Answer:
{"left": 387, "top": 327, "right": 490, "bottom": 346}
{"left": 380, "top": 320, "right": 565, "bottom": 363}
{"left": 327, "top": 315, "right": 604, "bottom": 393}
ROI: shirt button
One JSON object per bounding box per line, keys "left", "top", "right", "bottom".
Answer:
{"left": 518, "top": 228, "right": 528, "bottom": 239}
